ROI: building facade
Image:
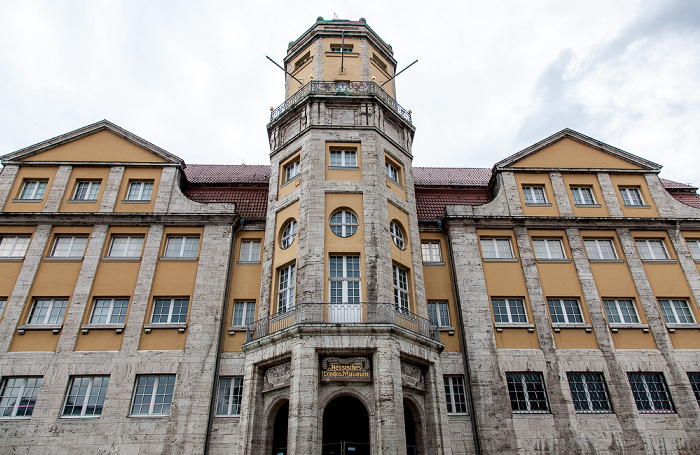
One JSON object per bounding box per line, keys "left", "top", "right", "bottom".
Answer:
{"left": 1, "top": 17, "right": 700, "bottom": 454}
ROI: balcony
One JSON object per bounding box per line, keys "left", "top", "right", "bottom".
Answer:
{"left": 270, "top": 81, "right": 412, "bottom": 124}
{"left": 246, "top": 302, "right": 439, "bottom": 343}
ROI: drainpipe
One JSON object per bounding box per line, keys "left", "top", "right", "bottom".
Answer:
{"left": 438, "top": 219, "right": 481, "bottom": 455}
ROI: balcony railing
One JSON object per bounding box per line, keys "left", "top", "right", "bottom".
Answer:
{"left": 270, "top": 81, "right": 412, "bottom": 124}
{"left": 246, "top": 302, "right": 439, "bottom": 343}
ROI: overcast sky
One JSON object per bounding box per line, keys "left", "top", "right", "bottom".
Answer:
{"left": 1, "top": 1, "right": 699, "bottom": 187}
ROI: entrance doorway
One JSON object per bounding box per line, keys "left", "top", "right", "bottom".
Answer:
{"left": 404, "top": 402, "right": 418, "bottom": 455}
{"left": 271, "top": 401, "right": 289, "bottom": 455}
{"left": 322, "top": 395, "right": 370, "bottom": 455}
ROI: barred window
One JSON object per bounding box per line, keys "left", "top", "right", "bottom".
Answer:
{"left": 506, "top": 372, "right": 549, "bottom": 413}
{"left": 547, "top": 298, "right": 584, "bottom": 324}
{"left": 522, "top": 186, "right": 547, "bottom": 204}
{"left": 584, "top": 239, "right": 618, "bottom": 260}
{"left": 0, "top": 235, "right": 31, "bottom": 257}
{"left": 233, "top": 301, "right": 256, "bottom": 326}
{"left": 0, "top": 376, "right": 43, "bottom": 418}
{"left": 444, "top": 376, "right": 467, "bottom": 413}
{"left": 428, "top": 302, "right": 450, "bottom": 327}
{"left": 636, "top": 239, "right": 670, "bottom": 260}
{"left": 620, "top": 187, "right": 644, "bottom": 206}
{"left": 491, "top": 298, "right": 527, "bottom": 324}
{"left": 567, "top": 373, "right": 611, "bottom": 413}
{"left": 90, "top": 298, "right": 129, "bottom": 324}
{"left": 628, "top": 372, "right": 674, "bottom": 413}
{"left": 108, "top": 235, "right": 144, "bottom": 258}
{"left": 532, "top": 238, "right": 566, "bottom": 259}
{"left": 603, "top": 299, "right": 640, "bottom": 324}
{"left": 688, "top": 372, "right": 700, "bottom": 406}
{"left": 658, "top": 299, "right": 695, "bottom": 324}
{"left": 481, "top": 238, "right": 513, "bottom": 259}
{"left": 62, "top": 376, "right": 110, "bottom": 417}
{"left": 239, "top": 240, "right": 261, "bottom": 262}
{"left": 164, "top": 236, "right": 199, "bottom": 258}
{"left": 571, "top": 187, "right": 596, "bottom": 205}
{"left": 151, "top": 298, "right": 189, "bottom": 324}
{"left": 130, "top": 375, "right": 175, "bottom": 416}
{"left": 216, "top": 376, "right": 243, "bottom": 416}
{"left": 329, "top": 210, "right": 359, "bottom": 238}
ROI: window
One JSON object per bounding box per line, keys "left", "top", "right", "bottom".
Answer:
{"left": 108, "top": 235, "right": 144, "bottom": 258}
{"left": 294, "top": 52, "right": 310, "bottom": 69}
{"left": 688, "top": 373, "right": 700, "bottom": 406}
{"left": 329, "top": 149, "right": 357, "bottom": 167}
{"left": 547, "top": 298, "right": 584, "bottom": 324}
{"left": 421, "top": 242, "right": 442, "bottom": 263}
{"left": 0, "top": 235, "right": 30, "bottom": 257}
{"left": 130, "top": 375, "right": 175, "bottom": 416}
{"left": 277, "top": 264, "right": 296, "bottom": 313}
{"left": 491, "top": 298, "right": 527, "bottom": 324}
{"left": 232, "top": 301, "right": 256, "bottom": 326}
{"left": 329, "top": 210, "right": 359, "bottom": 238}
{"left": 71, "top": 181, "right": 101, "bottom": 201}
{"left": 330, "top": 45, "right": 353, "bottom": 53}
{"left": 280, "top": 220, "right": 297, "bottom": 249}
{"left": 686, "top": 239, "right": 700, "bottom": 260}
{"left": 216, "top": 376, "right": 243, "bottom": 416}
{"left": 603, "top": 299, "right": 640, "bottom": 324}
{"left": 658, "top": 299, "right": 695, "bottom": 324}
{"left": 51, "top": 235, "right": 88, "bottom": 258}
{"left": 444, "top": 376, "right": 467, "bottom": 413}
{"left": 90, "top": 298, "right": 129, "bottom": 324}
{"left": 571, "top": 186, "right": 597, "bottom": 205}
{"left": 284, "top": 159, "right": 300, "bottom": 183}
{"left": 628, "top": 372, "right": 674, "bottom": 413}
{"left": 126, "top": 181, "right": 153, "bottom": 201}
{"left": 164, "top": 236, "right": 199, "bottom": 258}
{"left": 567, "top": 373, "right": 611, "bottom": 413}
{"left": 393, "top": 265, "right": 409, "bottom": 313}
{"left": 636, "top": 239, "right": 670, "bottom": 260}
{"left": 584, "top": 239, "right": 618, "bottom": 260}
{"left": 329, "top": 255, "right": 361, "bottom": 303}
{"left": 506, "top": 372, "right": 549, "bottom": 413}
{"left": 28, "top": 298, "right": 68, "bottom": 325}
{"left": 390, "top": 221, "right": 405, "bottom": 250}
{"left": 0, "top": 377, "right": 42, "bottom": 418}
{"left": 18, "top": 180, "right": 47, "bottom": 200}
{"left": 480, "top": 238, "right": 514, "bottom": 259}
{"left": 385, "top": 161, "right": 399, "bottom": 184}
{"left": 151, "top": 298, "right": 189, "bottom": 324}
{"left": 522, "top": 186, "right": 547, "bottom": 204}
{"left": 619, "top": 187, "right": 645, "bottom": 206}
{"left": 0, "top": 298, "right": 6, "bottom": 316}
{"left": 239, "top": 240, "right": 261, "bottom": 262}
{"left": 62, "top": 376, "right": 110, "bottom": 417}
{"left": 532, "top": 239, "right": 566, "bottom": 259}
{"left": 428, "top": 301, "right": 450, "bottom": 327}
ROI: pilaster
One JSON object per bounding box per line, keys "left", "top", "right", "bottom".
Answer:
{"left": 0, "top": 164, "right": 19, "bottom": 211}
{"left": 98, "top": 166, "right": 124, "bottom": 212}
{"left": 43, "top": 165, "right": 72, "bottom": 212}
{"left": 597, "top": 173, "right": 623, "bottom": 217}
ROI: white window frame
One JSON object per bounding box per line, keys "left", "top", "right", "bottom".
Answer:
{"left": 89, "top": 298, "right": 129, "bottom": 325}
{"left": 390, "top": 221, "right": 405, "bottom": 250}
{"left": 284, "top": 159, "right": 300, "bottom": 183}
{"left": 532, "top": 238, "right": 566, "bottom": 260}
{"left": 62, "top": 376, "right": 110, "bottom": 417}
{"left": 330, "top": 45, "right": 353, "bottom": 53}
{"left": 584, "top": 239, "right": 618, "bottom": 260}
{"left": 18, "top": 180, "right": 47, "bottom": 200}
{"left": 329, "top": 255, "right": 361, "bottom": 303}
{"left": 571, "top": 186, "right": 596, "bottom": 205}
{"left": 232, "top": 301, "right": 256, "bottom": 326}
{"left": 506, "top": 372, "right": 550, "bottom": 413}
{"left": 603, "top": 299, "right": 640, "bottom": 324}
{"left": 635, "top": 239, "right": 670, "bottom": 261}
{"left": 658, "top": 299, "right": 695, "bottom": 324}
{"left": 0, "top": 376, "right": 43, "bottom": 418}
{"left": 686, "top": 239, "right": 700, "bottom": 260}
{"left": 385, "top": 161, "right": 400, "bottom": 184}
{"left": 164, "top": 236, "right": 199, "bottom": 258}
{"left": 129, "top": 375, "right": 176, "bottom": 416}
{"left": 277, "top": 263, "right": 296, "bottom": 313}
{"left": 27, "top": 298, "right": 68, "bottom": 325}
{"left": 522, "top": 186, "right": 547, "bottom": 205}
{"left": 567, "top": 372, "right": 612, "bottom": 413}
{"left": 628, "top": 372, "right": 674, "bottom": 413}
{"left": 50, "top": 235, "right": 88, "bottom": 258}
{"left": 150, "top": 298, "right": 189, "bottom": 324}
{"left": 491, "top": 298, "right": 528, "bottom": 324}
{"left": 107, "top": 235, "right": 144, "bottom": 258}
{"left": 71, "top": 181, "right": 101, "bottom": 201}
{"left": 126, "top": 181, "right": 154, "bottom": 201}
{"left": 0, "top": 235, "right": 31, "bottom": 258}
{"left": 421, "top": 242, "right": 442, "bottom": 263}
{"left": 547, "top": 298, "right": 584, "bottom": 324}
{"left": 239, "top": 240, "right": 261, "bottom": 263}
{"left": 619, "top": 187, "right": 645, "bottom": 206}
{"left": 329, "top": 149, "right": 357, "bottom": 168}
{"left": 480, "top": 238, "right": 514, "bottom": 259}
{"left": 428, "top": 301, "right": 450, "bottom": 327}
{"left": 216, "top": 376, "right": 243, "bottom": 416}
{"left": 444, "top": 376, "right": 467, "bottom": 414}
{"left": 329, "top": 210, "right": 359, "bottom": 238}
{"left": 280, "top": 220, "right": 297, "bottom": 249}
{"left": 393, "top": 265, "right": 409, "bottom": 313}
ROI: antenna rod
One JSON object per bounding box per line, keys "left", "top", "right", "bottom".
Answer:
{"left": 381, "top": 59, "right": 418, "bottom": 86}
{"left": 266, "top": 55, "right": 303, "bottom": 85}
{"left": 340, "top": 31, "right": 345, "bottom": 72}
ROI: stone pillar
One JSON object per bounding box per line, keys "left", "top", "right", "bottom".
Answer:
{"left": 500, "top": 172, "right": 523, "bottom": 216}
{"left": 422, "top": 355, "right": 453, "bottom": 455}
{"left": 597, "top": 173, "right": 623, "bottom": 217}
{"left": 98, "top": 166, "right": 124, "bottom": 212}
{"left": 43, "top": 165, "right": 72, "bottom": 212}
{"left": 373, "top": 341, "right": 405, "bottom": 455}
{"left": 154, "top": 167, "right": 177, "bottom": 213}
{"left": 287, "top": 344, "right": 319, "bottom": 455}
{"left": 0, "top": 164, "right": 19, "bottom": 210}
{"left": 668, "top": 228, "right": 700, "bottom": 305}
{"left": 549, "top": 172, "right": 573, "bottom": 217}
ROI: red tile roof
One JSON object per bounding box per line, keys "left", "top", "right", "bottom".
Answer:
{"left": 182, "top": 186, "right": 268, "bottom": 217}
{"left": 184, "top": 164, "right": 270, "bottom": 184}
{"left": 669, "top": 193, "right": 700, "bottom": 209}
{"left": 660, "top": 178, "right": 697, "bottom": 190}
{"left": 415, "top": 188, "right": 491, "bottom": 219}
{"left": 414, "top": 167, "right": 491, "bottom": 187}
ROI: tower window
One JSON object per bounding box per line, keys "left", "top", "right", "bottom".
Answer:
{"left": 294, "top": 52, "right": 310, "bottom": 70}
{"left": 329, "top": 255, "right": 361, "bottom": 303}
{"left": 329, "top": 210, "right": 359, "bottom": 238}
{"left": 283, "top": 159, "right": 300, "bottom": 184}
{"left": 280, "top": 220, "right": 298, "bottom": 249}
{"left": 277, "top": 263, "right": 296, "bottom": 313}
{"left": 390, "top": 221, "right": 405, "bottom": 250}
{"left": 329, "top": 149, "right": 357, "bottom": 168}
{"left": 393, "top": 265, "right": 409, "bottom": 314}
{"left": 330, "top": 44, "right": 353, "bottom": 53}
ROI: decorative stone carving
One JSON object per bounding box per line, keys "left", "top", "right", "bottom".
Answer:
{"left": 264, "top": 362, "right": 292, "bottom": 391}
{"left": 401, "top": 362, "right": 424, "bottom": 390}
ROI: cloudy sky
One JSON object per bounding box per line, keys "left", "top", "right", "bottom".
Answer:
{"left": 1, "top": 1, "right": 699, "bottom": 186}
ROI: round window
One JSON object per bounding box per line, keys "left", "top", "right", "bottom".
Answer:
{"left": 390, "top": 221, "right": 405, "bottom": 250}
{"left": 329, "top": 210, "right": 359, "bottom": 238}
{"left": 280, "top": 220, "right": 298, "bottom": 249}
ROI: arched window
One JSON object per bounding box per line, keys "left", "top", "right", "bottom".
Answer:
{"left": 390, "top": 221, "right": 405, "bottom": 250}
{"left": 329, "top": 210, "right": 359, "bottom": 237}
{"left": 280, "top": 220, "right": 297, "bottom": 249}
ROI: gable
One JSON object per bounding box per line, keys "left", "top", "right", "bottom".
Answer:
{"left": 509, "top": 137, "right": 645, "bottom": 170}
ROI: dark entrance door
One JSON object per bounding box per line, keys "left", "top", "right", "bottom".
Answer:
{"left": 322, "top": 395, "right": 370, "bottom": 455}
{"left": 271, "top": 401, "right": 289, "bottom": 455}
{"left": 404, "top": 402, "right": 417, "bottom": 455}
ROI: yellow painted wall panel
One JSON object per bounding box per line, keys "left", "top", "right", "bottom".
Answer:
{"left": 510, "top": 138, "right": 644, "bottom": 170}
{"left": 3, "top": 166, "right": 58, "bottom": 213}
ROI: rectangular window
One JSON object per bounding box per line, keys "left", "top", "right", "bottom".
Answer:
{"left": 90, "top": 298, "right": 129, "bottom": 324}
{"left": 232, "top": 301, "right": 256, "bottom": 326}
{"left": 164, "top": 236, "right": 199, "bottom": 258}
{"left": 522, "top": 186, "right": 547, "bottom": 204}
{"left": 0, "top": 235, "right": 31, "bottom": 257}
{"left": 532, "top": 238, "right": 566, "bottom": 259}
{"left": 51, "top": 235, "right": 88, "bottom": 258}
{"left": 428, "top": 301, "right": 450, "bottom": 327}
{"left": 620, "top": 187, "right": 645, "bottom": 206}
{"left": 584, "top": 239, "right": 618, "bottom": 260}
{"left": 567, "top": 372, "right": 611, "bottom": 413}
{"left": 0, "top": 298, "right": 6, "bottom": 316}
{"left": 385, "top": 161, "right": 399, "bottom": 184}
{"left": 28, "top": 298, "right": 68, "bottom": 325}
{"left": 688, "top": 372, "right": 700, "bottom": 406}
{"left": 108, "top": 235, "right": 144, "bottom": 258}
{"left": 506, "top": 372, "right": 549, "bottom": 413}
{"left": 277, "top": 263, "right": 296, "bottom": 313}
{"left": 72, "top": 181, "right": 101, "bottom": 201}
{"left": 480, "top": 238, "right": 514, "bottom": 259}
{"left": 18, "top": 180, "right": 47, "bottom": 200}
{"left": 686, "top": 239, "right": 700, "bottom": 260}
{"left": 571, "top": 186, "right": 596, "bottom": 205}
{"left": 330, "top": 45, "right": 353, "bottom": 53}
{"left": 284, "top": 159, "right": 300, "bottom": 183}
{"left": 421, "top": 242, "right": 442, "bottom": 263}
{"left": 126, "top": 181, "right": 153, "bottom": 201}
{"left": 547, "top": 298, "right": 584, "bottom": 324}
{"left": 444, "top": 376, "right": 467, "bottom": 413}
{"left": 151, "top": 298, "right": 189, "bottom": 324}
{"left": 603, "top": 299, "right": 640, "bottom": 324}
{"left": 0, "top": 376, "right": 42, "bottom": 418}
{"left": 636, "top": 239, "right": 670, "bottom": 260}
{"left": 62, "top": 376, "right": 110, "bottom": 417}
{"left": 329, "top": 255, "right": 361, "bottom": 303}
{"left": 658, "top": 299, "right": 695, "bottom": 324}
{"left": 329, "top": 149, "right": 357, "bottom": 167}
{"left": 216, "top": 376, "right": 243, "bottom": 416}
{"left": 393, "top": 265, "right": 409, "bottom": 313}
{"left": 239, "top": 240, "right": 261, "bottom": 263}
{"left": 628, "top": 372, "right": 674, "bottom": 413}
{"left": 130, "top": 375, "right": 175, "bottom": 416}
{"left": 491, "top": 298, "right": 527, "bottom": 324}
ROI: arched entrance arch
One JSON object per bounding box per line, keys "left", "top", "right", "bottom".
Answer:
{"left": 404, "top": 398, "right": 425, "bottom": 455}
{"left": 322, "top": 395, "right": 370, "bottom": 455}
{"left": 271, "top": 400, "right": 289, "bottom": 455}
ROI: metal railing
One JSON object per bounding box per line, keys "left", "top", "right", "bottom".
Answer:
{"left": 270, "top": 81, "right": 412, "bottom": 124}
{"left": 246, "top": 302, "right": 439, "bottom": 343}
